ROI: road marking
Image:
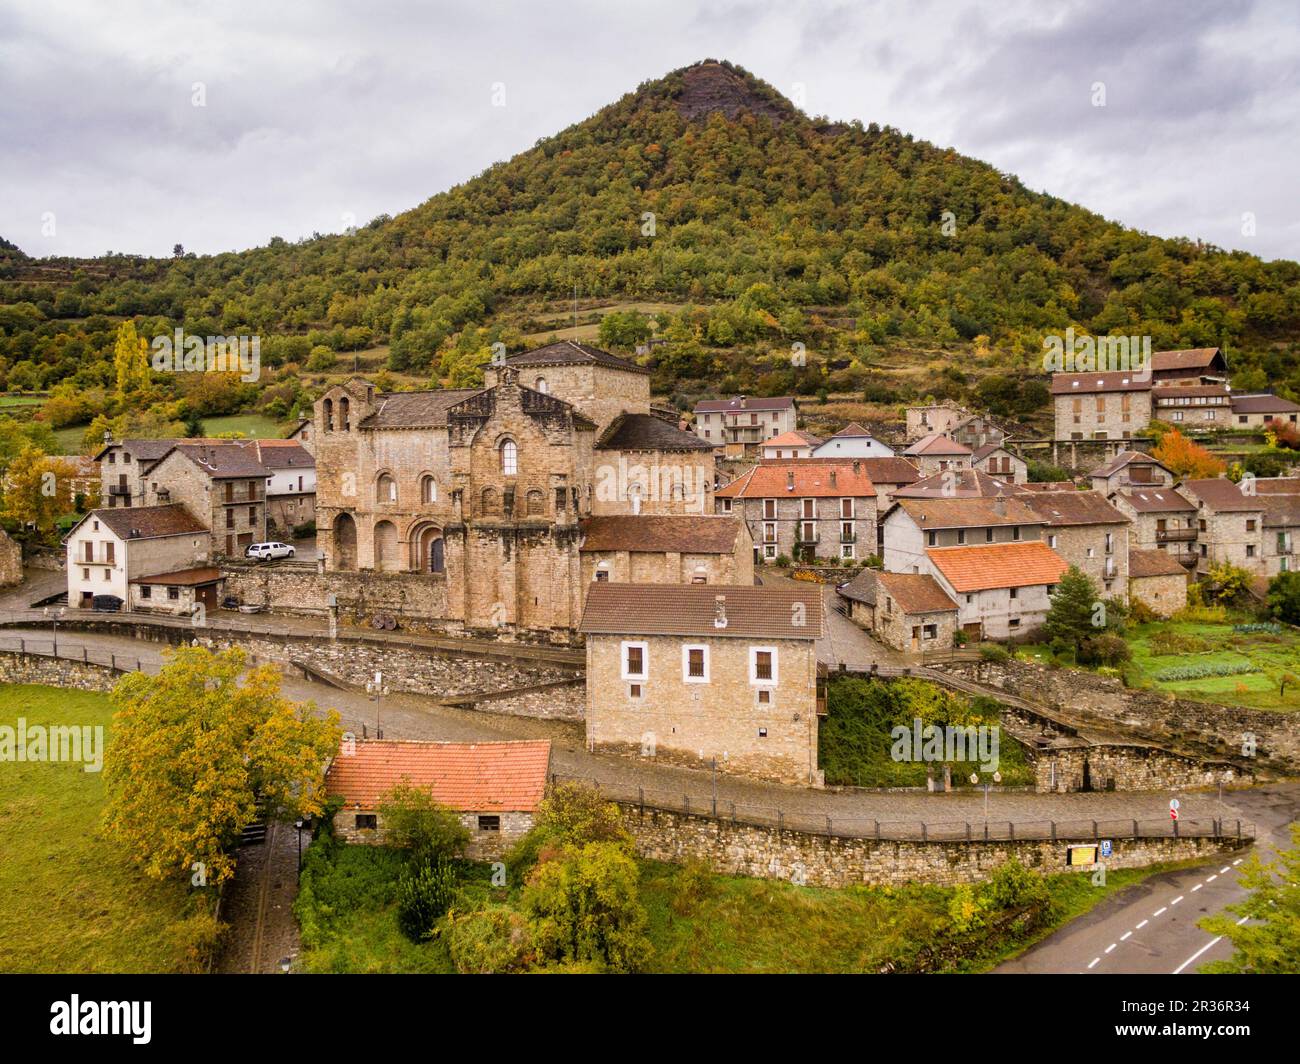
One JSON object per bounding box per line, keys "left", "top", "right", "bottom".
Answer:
{"left": 1105, "top": 943, "right": 1117, "bottom": 954}
{"left": 1233, "top": 859, "right": 1242, "bottom": 865}
{"left": 1136, "top": 920, "right": 1148, "bottom": 929}
{"left": 1173, "top": 917, "right": 1249, "bottom": 975}
{"left": 1154, "top": 907, "right": 1167, "bottom": 916}
{"left": 1088, "top": 957, "right": 1100, "bottom": 969}
{"left": 1221, "top": 866, "right": 1231, "bottom": 873}
{"left": 1207, "top": 874, "right": 1218, "bottom": 882}
{"left": 1120, "top": 931, "right": 1132, "bottom": 941}
{"left": 1192, "top": 884, "right": 1202, "bottom": 891}
{"left": 1171, "top": 895, "right": 1184, "bottom": 905}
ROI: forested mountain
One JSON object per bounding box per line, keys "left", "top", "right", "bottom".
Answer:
{"left": 2, "top": 58, "right": 1298, "bottom": 437}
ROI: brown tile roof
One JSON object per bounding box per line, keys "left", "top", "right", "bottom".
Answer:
{"left": 1261, "top": 495, "right": 1300, "bottom": 528}
{"left": 1182, "top": 479, "right": 1263, "bottom": 513}
{"left": 1020, "top": 490, "right": 1130, "bottom": 527}
{"left": 90, "top": 504, "right": 207, "bottom": 540}
{"left": 129, "top": 566, "right": 222, "bottom": 586}
{"left": 580, "top": 515, "right": 743, "bottom": 554}
{"left": 897, "top": 496, "right": 1041, "bottom": 529}
{"left": 1050, "top": 371, "right": 1151, "bottom": 395}
{"left": 1019, "top": 480, "right": 1080, "bottom": 492}
{"left": 500, "top": 340, "right": 650, "bottom": 375}
{"left": 1253, "top": 478, "right": 1300, "bottom": 495}
{"left": 831, "top": 422, "right": 874, "bottom": 438}
{"left": 169, "top": 443, "right": 269, "bottom": 479}
{"left": 1116, "top": 488, "right": 1195, "bottom": 513}
{"left": 695, "top": 395, "right": 796, "bottom": 413}
{"left": 596, "top": 412, "right": 714, "bottom": 452}
{"left": 714, "top": 460, "right": 876, "bottom": 499}
{"left": 764, "top": 430, "right": 822, "bottom": 448}
{"left": 1129, "top": 549, "right": 1190, "bottom": 579}
{"left": 926, "top": 541, "right": 1069, "bottom": 593}
{"left": 838, "top": 569, "right": 957, "bottom": 614}
{"left": 851, "top": 457, "right": 921, "bottom": 485}
{"left": 325, "top": 739, "right": 551, "bottom": 812}
{"left": 579, "top": 583, "right": 823, "bottom": 639}
{"left": 971, "top": 442, "right": 1012, "bottom": 462}
{"left": 903, "top": 433, "right": 972, "bottom": 457}
{"left": 1231, "top": 393, "right": 1300, "bottom": 414}
{"left": 892, "top": 468, "right": 1028, "bottom": 499}
{"left": 93, "top": 438, "right": 186, "bottom": 463}
{"left": 1151, "top": 347, "right": 1222, "bottom": 372}
{"left": 358, "top": 388, "right": 484, "bottom": 429}
{"left": 249, "top": 441, "right": 315, "bottom": 468}
{"left": 1089, "top": 450, "right": 1169, "bottom": 478}
{"left": 1152, "top": 383, "right": 1231, "bottom": 400}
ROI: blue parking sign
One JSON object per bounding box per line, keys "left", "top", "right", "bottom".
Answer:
{"left": 1100, "top": 839, "right": 1112, "bottom": 858}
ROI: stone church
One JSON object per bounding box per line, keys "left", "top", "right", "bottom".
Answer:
{"left": 313, "top": 341, "right": 715, "bottom": 641}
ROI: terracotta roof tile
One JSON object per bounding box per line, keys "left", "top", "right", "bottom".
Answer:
{"left": 580, "top": 515, "right": 743, "bottom": 554}
{"left": 579, "top": 583, "right": 822, "bottom": 639}
{"left": 926, "top": 541, "right": 1069, "bottom": 593}
{"left": 714, "top": 459, "right": 875, "bottom": 498}
{"left": 838, "top": 570, "right": 957, "bottom": 614}
{"left": 325, "top": 739, "right": 551, "bottom": 812}
{"left": 87, "top": 504, "right": 207, "bottom": 540}
{"left": 129, "top": 566, "right": 222, "bottom": 586}
{"left": 764, "top": 430, "right": 822, "bottom": 448}
{"left": 903, "top": 433, "right": 972, "bottom": 457}
{"left": 897, "top": 496, "right": 1041, "bottom": 528}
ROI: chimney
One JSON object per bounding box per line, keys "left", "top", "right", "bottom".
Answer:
{"left": 852, "top": 460, "right": 861, "bottom": 475}
{"left": 714, "top": 594, "right": 728, "bottom": 629}
{"left": 786, "top": 471, "right": 795, "bottom": 491}
{"left": 829, "top": 470, "right": 837, "bottom": 488}
{"left": 994, "top": 496, "right": 1006, "bottom": 517}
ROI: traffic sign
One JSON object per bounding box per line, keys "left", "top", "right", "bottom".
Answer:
{"left": 1169, "top": 798, "right": 1180, "bottom": 811}
{"left": 1170, "top": 808, "right": 1179, "bottom": 821}
{"left": 1100, "top": 839, "right": 1112, "bottom": 858}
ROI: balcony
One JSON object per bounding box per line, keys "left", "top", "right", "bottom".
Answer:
{"left": 840, "top": 532, "right": 857, "bottom": 544}
{"left": 1155, "top": 528, "right": 1196, "bottom": 544}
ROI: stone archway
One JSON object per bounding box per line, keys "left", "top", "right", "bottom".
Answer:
{"left": 410, "top": 522, "right": 445, "bottom": 574}
{"left": 333, "top": 513, "right": 358, "bottom": 571}
{"left": 374, "top": 520, "right": 400, "bottom": 572}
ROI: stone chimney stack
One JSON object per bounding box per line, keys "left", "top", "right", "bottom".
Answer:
{"left": 714, "top": 594, "right": 728, "bottom": 629}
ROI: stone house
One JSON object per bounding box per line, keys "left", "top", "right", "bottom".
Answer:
{"left": 95, "top": 438, "right": 181, "bottom": 507}
{"left": 1180, "top": 479, "right": 1265, "bottom": 576}
{"left": 288, "top": 418, "right": 315, "bottom": 454}
{"left": 693, "top": 396, "right": 798, "bottom": 454}
{"left": 64, "top": 504, "right": 209, "bottom": 609}
{"left": 905, "top": 404, "right": 969, "bottom": 440}
{"left": 0, "top": 528, "right": 22, "bottom": 587}
{"left": 837, "top": 569, "right": 958, "bottom": 652}
{"left": 579, "top": 583, "right": 824, "bottom": 787}
{"left": 1089, "top": 450, "right": 1174, "bottom": 497}
{"left": 1231, "top": 393, "right": 1300, "bottom": 429}
{"left": 850, "top": 456, "right": 921, "bottom": 506}
{"left": 971, "top": 443, "right": 1026, "bottom": 484}
{"left": 761, "top": 430, "right": 821, "bottom": 460}
{"left": 1020, "top": 491, "right": 1131, "bottom": 601}
{"left": 1128, "top": 550, "right": 1189, "bottom": 617}
{"left": 248, "top": 440, "right": 316, "bottom": 538}
{"left": 881, "top": 496, "right": 1045, "bottom": 575}
{"left": 142, "top": 443, "right": 269, "bottom": 559}
{"left": 1261, "top": 494, "right": 1300, "bottom": 576}
{"left": 948, "top": 413, "right": 1010, "bottom": 450}
{"left": 324, "top": 738, "right": 551, "bottom": 859}
{"left": 811, "top": 423, "right": 896, "bottom": 458}
{"left": 48, "top": 454, "right": 101, "bottom": 506}
{"left": 924, "top": 541, "right": 1069, "bottom": 641}
{"left": 1152, "top": 383, "right": 1232, "bottom": 429}
{"left": 1150, "top": 347, "right": 1227, "bottom": 384}
{"left": 1110, "top": 487, "right": 1198, "bottom": 571}
{"left": 580, "top": 514, "right": 754, "bottom": 586}
{"left": 713, "top": 459, "right": 878, "bottom": 563}
{"left": 891, "top": 467, "right": 1027, "bottom": 501}
{"left": 590, "top": 412, "right": 716, "bottom": 516}
{"left": 128, "top": 565, "right": 225, "bottom": 616}
{"left": 1051, "top": 371, "right": 1152, "bottom": 443}
{"left": 902, "top": 433, "right": 973, "bottom": 476}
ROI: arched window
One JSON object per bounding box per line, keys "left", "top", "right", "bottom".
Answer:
{"left": 376, "top": 473, "right": 396, "bottom": 504}
{"left": 339, "top": 397, "right": 351, "bottom": 432}
{"left": 526, "top": 489, "right": 544, "bottom": 516}
{"left": 480, "top": 487, "right": 499, "bottom": 514}
{"left": 420, "top": 475, "right": 437, "bottom": 504}
{"left": 535, "top": 377, "right": 548, "bottom": 394}
{"left": 323, "top": 398, "right": 334, "bottom": 431}
{"left": 500, "top": 439, "right": 518, "bottom": 476}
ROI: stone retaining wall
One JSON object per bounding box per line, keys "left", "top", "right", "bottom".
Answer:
{"left": 618, "top": 802, "right": 1243, "bottom": 887}
{"left": 0, "top": 652, "right": 122, "bottom": 693}
{"left": 1033, "top": 744, "right": 1247, "bottom": 794}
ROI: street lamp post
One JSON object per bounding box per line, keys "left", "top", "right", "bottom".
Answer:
{"left": 365, "top": 671, "right": 389, "bottom": 740}
{"left": 43, "top": 606, "right": 65, "bottom": 656}
{"left": 294, "top": 817, "right": 305, "bottom": 872}
{"left": 970, "top": 770, "right": 1003, "bottom": 822}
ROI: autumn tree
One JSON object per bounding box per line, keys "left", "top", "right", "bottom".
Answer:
{"left": 0, "top": 447, "right": 77, "bottom": 541}
{"left": 1152, "top": 427, "right": 1227, "bottom": 479}
{"left": 112, "top": 319, "right": 152, "bottom": 398}
{"left": 104, "top": 647, "right": 341, "bottom": 886}
{"left": 1200, "top": 824, "right": 1300, "bottom": 973}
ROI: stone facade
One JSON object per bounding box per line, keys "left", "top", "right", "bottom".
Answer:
{"left": 905, "top": 405, "right": 968, "bottom": 440}
{"left": 846, "top": 593, "right": 958, "bottom": 652}
{"left": 585, "top": 632, "right": 821, "bottom": 787}
{"left": 332, "top": 808, "right": 533, "bottom": 860}
{"left": 0, "top": 529, "right": 21, "bottom": 587}
{"left": 65, "top": 512, "right": 208, "bottom": 609}
{"left": 731, "top": 493, "right": 877, "bottom": 564}
{"left": 972, "top": 446, "right": 1026, "bottom": 484}
{"left": 581, "top": 542, "right": 753, "bottom": 587}
{"left": 0, "top": 650, "right": 126, "bottom": 692}
{"left": 1033, "top": 744, "right": 1245, "bottom": 794}
{"left": 1041, "top": 522, "right": 1128, "bottom": 600}
{"left": 1128, "top": 571, "right": 1188, "bottom": 616}
{"left": 143, "top": 449, "right": 267, "bottom": 559}
{"left": 1054, "top": 387, "right": 1151, "bottom": 443}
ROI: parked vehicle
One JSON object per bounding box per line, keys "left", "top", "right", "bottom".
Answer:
{"left": 91, "top": 594, "right": 123, "bottom": 612}
{"left": 238, "top": 603, "right": 266, "bottom": 614}
{"left": 221, "top": 596, "right": 241, "bottom": 610}
{"left": 246, "top": 542, "right": 295, "bottom": 561}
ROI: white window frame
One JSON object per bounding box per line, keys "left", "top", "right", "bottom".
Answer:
{"left": 682, "top": 644, "right": 710, "bottom": 684}
{"left": 620, "top": 640, "right": 648, "bottom": 682}
{"left": 749, "top": 646, "right": 778, "bottom": 686}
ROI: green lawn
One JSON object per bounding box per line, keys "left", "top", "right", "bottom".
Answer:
{"left": 1019, "top": 619, "right": 1300, "bottom": 711}
{"left": 293, "top": 838, "right": 1201, "bottom": 974}
{"left": 0, "top": 685, "right": 197, "bottom": 973}
{"left": 200, "top": 412, "right": 293, "bottom": 438}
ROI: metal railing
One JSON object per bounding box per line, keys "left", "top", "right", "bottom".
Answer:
{"left": 0, "top": 635, "right": 147, "bottom": 674}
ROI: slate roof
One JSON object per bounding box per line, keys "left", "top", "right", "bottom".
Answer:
{"left": 837, "top": 569, "right": 957, "bottom": 614}
{"left": 714, "top": 460, "right": 876, "bottom": 498}
{"left": 695, "top": 396, "right": 796, "bottom": 412}
{"left": 1116, "top": 488, "right": 1195, "bottom": 513}
{"left": 896, "top": 496, "right": 1041, "bottom": 529}
{"left": 325, "top": 739, "right": 552, "bottom": 813}
{"left": 358, "top": 389, "right": 484, "bottom": 430}
{"left": 903, "top": 433, "right": 972, "bottom": 457}
{"left": 1231, "top": 393, "right": 1300, "bottom": 414}
{"left": 1050, "top": 371, "right": 1151, "bottom": 395}
{"left": 1020, "top": 490, "right": 1130, "bottom": 527}
{"left": 1129, "top": 549, "right": 1190, "bottom": 579}
{"left": 892, "top": 468, "right": 1028, "bottom": 499}
{"left": 87, "top": 504, "right": 207, "bottom": 540}
{"left": 926, "top": 541, "right": 1070, "bottom": 593}
{"left": 580, "top": 515, "right": 744, "bottom": 554}
{"left": 1182, "top": 479, "right": 1263, "bottom": 513}
{"left": 596, "top": 412, "right": 714, "bottom": 452}
{"left": 579, "top": 583, "right": 823, "bottom": 639}
{"left": 498, "top": 340, "right": 650, "bottom": 375}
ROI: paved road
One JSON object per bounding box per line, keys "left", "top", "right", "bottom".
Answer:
{"left": 996, "top": 783, "right": 1300, "bottom": 974}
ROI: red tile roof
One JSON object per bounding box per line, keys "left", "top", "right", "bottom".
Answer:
{"left": 714, "top": 460, "right": 875, "bottom": 498}
{"left": 129, "top": 566, "right": 222, "bottom": 586}
{"left": 926, "top": 541, "right": 1069, "bottom": 593}
{"left": 764, "top": 430, "right": 821, "bottom": 448}
{"left": 1151, "top": 348, "right": 1223, "bottom": 372}
{"left": 325, "top": 739, "right": 551, "bottom": 812}
{"left": 904, "top": 433, "right": 972, "bottom": 457}
{"left": 838, "top": 570, "right": 957, "bottom": 614}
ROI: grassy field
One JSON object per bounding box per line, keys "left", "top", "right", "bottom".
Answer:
{"left": 200, "top": 412, "right": 293, "bottom": 438}
{"left": 0, "top": 685, "right": 196, "bottom": 973}
{"left": 293, "top": 838, "right": 1199, "bottom": 974}
{"left": 1019, "top": 618, "right": 1300, "bottom": 711}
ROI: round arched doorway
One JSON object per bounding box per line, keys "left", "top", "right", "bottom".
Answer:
{"left": 374, "top": 520, "right": 400, "bottom": 571}
{"left": 333, "top": 513, "right": 358, "bottom": 571}
{"left": 410, "top": 523, "right": 445, "bottom": 574}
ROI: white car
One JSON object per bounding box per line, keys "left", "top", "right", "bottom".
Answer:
{"left": 246, "top": 541, "right": 295, "bottom": 561}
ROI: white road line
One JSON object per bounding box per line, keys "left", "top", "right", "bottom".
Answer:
{"left": 1233, "top": 859, "right": 1242, "bottom": 865}
{"left": 1173, "top": 917, "right": 1249, "bottom": 975}
{"left": 1171, "top": 896, "right": 1184, "bottom": 905}
{"left": 1154, "top": 907, "right": 1168, "bottom": 916}
{"left": 1207, "top": 875, "right": 1218, "bottom": 882}
{"left": 1191, "top": 884, "right": 1202, "bottom": 892}
{"left": 1135, "top": 919, "right": 1148, "bottom": 929}
{"left": 1120, "top": 931, "right": 1132, "bottom": 941}
{"left": 1105, "top": 944, "right": 1117, "bottom": 954}
{"left": 1221, "top": 866, "right": 1231, "bottom": 873}
{"left": 1088, "top": 957, "right": 1100, "bottom": 969}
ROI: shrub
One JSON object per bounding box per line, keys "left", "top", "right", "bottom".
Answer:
{"left": 378, "top": 782, "right": 471, "bottom": 865}
{"left": 396, "top": 857, "right": 456, "bottom": 942}
{"left": 1153, "top": 661, "right": 1260, "bottom": 682}
{"left": 1127, "top": 598, "right": 1158, "bottom": 625}
{"left": 168, "top": 906, "right": 226, "bottom": 974}
{"left": 534, "top": 782, "right": 632, "bottom": 849}
{"left": 775, "top": 554, "right": 791, "bottom": 568}
{"left": 1173, "top": 603, "right": 1228, "bottom": 624}
{"left": 292, "top": 520, "right": 316, "bottom": 539}
{"left": 670, "top": 858, "right": 717, "bottom": 916}
{"left": 445, "top": 905, "right": 532, "bottom": 973}
{"left": 1150, "top": 629, "right": 1211, "bottom": 656}
{"left": 979, "top": 644, "right": 1010, "bottom": 663}
{"left": 1078, "top": 633, "right": 1131, "bottom": 666}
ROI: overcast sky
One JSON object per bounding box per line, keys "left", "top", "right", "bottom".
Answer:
{"left": 3, "top": 0, "right": 1297, "bottom": 262}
